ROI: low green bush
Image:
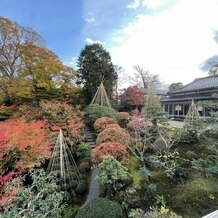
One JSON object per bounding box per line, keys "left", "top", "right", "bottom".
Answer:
{"left": 173, "top": 166, "right": 188, "bottom": 183}
{"left": 186, "top": 150, "right": 198, "bottom": 160}
{"left": 76, "top": 197, "right": 124, "bottom": 218}
{"left": 84, "top": 104, "right": 116, "bottom": 126}
{"left": 75, "top": 181, "right": 88, "bottom": 194}
{"left": 63, "top": 205, "right": 80, "bottom": 218}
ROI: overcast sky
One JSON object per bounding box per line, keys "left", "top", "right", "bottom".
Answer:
{"left": 0, "top": 0, "right": 218, "bottom": 86}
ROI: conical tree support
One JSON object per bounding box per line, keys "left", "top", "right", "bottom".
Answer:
{"left": 47, "top": 129, "right": 81, "bottom": 193}
{"left": 90, "top": 82, "right": 111, "bottom": 108}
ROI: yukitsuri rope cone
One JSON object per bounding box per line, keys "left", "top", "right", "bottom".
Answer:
{"left": 185, "top": 100, "right": 200, "bottom": 121}
{"left": 90, "top": 82, "right": 111, "bottom": 108}
{"left": 47, "top": 129, "right": 81, "bottom": 193}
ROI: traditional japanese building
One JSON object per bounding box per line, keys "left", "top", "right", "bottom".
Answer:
{"left": 161, "top": 75, "right": 218, "bottom": 118}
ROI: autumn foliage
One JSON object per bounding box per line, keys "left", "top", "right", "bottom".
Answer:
{"left": 40, "top": 100, "right": 84, "bottom": 144}
{"left": 94, "top": 117, "right": 116, "bottom": 133}
{"left": 91, "top": 142, "right": 129, "bottom": 165}
{"left": 0, "top": 119, "right": 51, "bottom": 173}
{"left": 120, "top": 86, "right": 145, "bottom": 107}
{"left": 96, "top": 125, "right": 131, "bottom": 146}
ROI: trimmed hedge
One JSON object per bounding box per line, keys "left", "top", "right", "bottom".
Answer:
{"left": 76, "top": 197, "right": 124, "bottom": 218}
{"left": 96, "top": 126, "right": 131, "bottom": 146}
{"left": 94, "top": 117, "right": 116, "bottom": 133}
{"left": 84, "top": 104, "right": 116, "bottom": 126}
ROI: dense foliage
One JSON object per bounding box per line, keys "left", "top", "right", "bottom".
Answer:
{"left": 116, "top": 112, "right": 130, "bottom": 128}
{"left": 0, "top": 17, "right": 76, "bottom": 104}
{"left": 119, "top": 86, "right": 145, "bottom": 111}
{"left": 1, "top": 169, "right": 67, "bottom": 218}
{"left": 84, "top": 104, "right": 116, "bottom": 126}
{"left": 0, "top": 119, "right": 51, "bottom": 174}
{"left": 40, "top": 100, "right": 84, "bottom": 144}
{"left": 96, "top": 125, "right": 131, "bottom": 146}
{"left": 77, "top": 43, "right": 117, "bottom": 104}
{"left": 76, "top": 197, "right": 124, "bottom": 218}
{"left": 91, "top": 142, "right": 129, "bottom": 165}
{"left": 94, "top": 117, "right": 116, "bottom": 133}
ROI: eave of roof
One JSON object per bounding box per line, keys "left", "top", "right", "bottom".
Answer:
{"left": 169, "top": 75, "right": 218, "bottom": 94}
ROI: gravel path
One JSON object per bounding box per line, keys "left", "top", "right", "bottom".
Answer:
{"left": 82, "top": 167, "right": 100, "bottom": 207}
{"left": 82, "top": 125, "right": 100, "bottom": 208}
{"left": 168, "top": 120, "right": 184, "bottom": 128}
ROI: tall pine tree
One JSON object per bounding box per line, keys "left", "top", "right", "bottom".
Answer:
{"left": 77, "top": 43, "right": 117, "bottom": 105}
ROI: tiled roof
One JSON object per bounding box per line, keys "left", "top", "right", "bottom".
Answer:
{"left": 170, "top": 75, "right": 218, "bottom": 94}
{"left": 140, "top": 88, "right": 168, "bottom": 95}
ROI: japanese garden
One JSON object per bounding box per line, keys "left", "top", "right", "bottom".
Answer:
{"left": 0, "top": 17, "right": 218, "bottom": 218}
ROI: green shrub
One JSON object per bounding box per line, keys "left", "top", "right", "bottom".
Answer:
{"left": 63, "top": 205, "right": 80, "bottom": 218}
{"left": 172, "top": 175, "right": 218, "bottom": 217}
{"left": 0, "top": 105, "right": 13, "bottom": 121}
{"left": 174, "top": 126, "right": 198, "bottom": 144}
{"left": 76, "top": 142, "right": 90, "bottom": 160}
{"left": 173, "top": 166, "right": 188, "bottom": 183}
{"left": 2, "top": 169, "right": 66, "bottom": 217}
{"left": 186, "top": 150, "right": 198, "bottom": 160}
{"left": 84, "top": 104, "right": 116, "bottom": 126}
{"left": 75, "top": 181, "right": 88, "bottom": 194}
{"left": 76, "top": 197, "right": 124, "bottom": 218}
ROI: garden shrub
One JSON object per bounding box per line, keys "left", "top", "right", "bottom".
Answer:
{"left": 84, "top": 104, "right": 116, "bottom": 126}
{"left": 0, "top": 119, "right": 51, "bottom": 174}
{"left": 76, "top": 142, "right": 91, "bottom": 161}
{"left": 1, "top": 169, "right": 67, "bottom": 217}
{"left": 105, "top": 123, "right": 121, "bottom": 129}
{"left": 173, "top": 127, "right": 198, "bottom": 144}
{"left": 96, "top": 126, "right": 130, "bottom": 146}
{"left": 186, "top": 150, "right": 198, "bottom": 160}
{"left": 40, "top": 100, "right": 84, "bottom": 144}
{"left": 76, "top": 197, "right": 124, "bottom": 218}
{"left": 0, "top": 105, "right": 13, "bottom": 121}
{"left": 173, "top": 166, "right": 188, "bottom": 183}
{"left": 94, "top": 117, "right": 116, "bottom": 133}
{"left": 172, "top": 175, "right": 218, "bottom": 217}
{"left": 116, "top": 112, "right": 130, "bottom": 128}
{"left": 75, "top": 181, "right": 88, "bottom": 194}
{"left": 78, "top": 162, "right": 90, "bottom": 171}
{"left": 91, "top": 142, "right": 129, "bottom": 165}
{"left": 127, "top": 155, "right": 142, "bottom": 189}
{"left": 12, "top": 104, "right": 42, "bottom": 121}
{"left": 64, "top": 205, "right": 80, "bottom": 218}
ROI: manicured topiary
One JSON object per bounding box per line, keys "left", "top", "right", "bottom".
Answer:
{"left": 91, "top": 142, "right": 129, "bottom": 165}
{"left": 96, "top": 126, "right": 130, "bottom": 146}
{"left": 94, "top": 117, "right": 116, "bottom": 133}
{"left": 78, "top": 162, "right": 90, "bottom": 171}
{"left": 84, "top": 104, "right": 116, "bottom": 126}
{"left": 76, "top": 197, "right": 124, "bottom": 218}
{"left": 105, "top": 123, "right": 121, "bottom": 129}
{"left": 116, "top": 112, "right": 130, "bottom": 128}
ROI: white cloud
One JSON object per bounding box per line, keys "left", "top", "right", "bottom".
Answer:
{"left": 85, "top": 37, "right": 103, "bottom": 45}
{"left": 127, "top": 0, "right": 141, "bottom": 9}
{"left": 83, "top": 12, "right": 95, "bottom": 24}
{"left": 109, "top": 0, "right": 218, "bottom": 85}
{"left": 113, "top": 36, "right": 125, "bottom": 43}
{"left": 142, "top": 0, "right": 167, "bottom": 9}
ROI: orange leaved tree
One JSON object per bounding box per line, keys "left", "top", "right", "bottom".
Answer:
{"left": 91, "top": 142, "right": 129, "bottom": 165}
{"left": 0, "top": 119, "right": 51, "bottom": 173}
